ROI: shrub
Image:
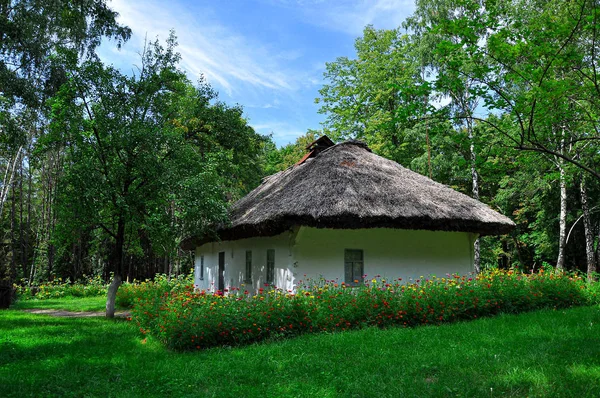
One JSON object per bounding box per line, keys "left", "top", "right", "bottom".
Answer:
{"left": 586, "top": 278, "right": 600, "bottom": 305}
{"left": 132, "top": 269, "right": 594, "bottom": 351}
{"left": 116, "top": 273, "right": 193, "bottom": 308}
{"left": 15, "top": 275, "right": 107, "bottom": 300}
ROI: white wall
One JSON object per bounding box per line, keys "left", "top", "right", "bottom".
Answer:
{"left": 194, "top": 230, "right": 296, "bottom": 293}
{"left": 194, "top": 226, "right": 477, "bottom": 293}
{"left": 293, "top": 227, "right": 476, "bottom": 288}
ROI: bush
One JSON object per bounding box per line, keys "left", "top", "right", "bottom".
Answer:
{"left": 116, "top": 273, "right": 193, "bottom": 308}
{"left": 132, "top": 269, "right": 594, "bottom": 351}
{"left": 586, "top": 278, "right": 600, "bottom": 305}
{"left": 15, "top": 275, "right": 107, "bottom": 300}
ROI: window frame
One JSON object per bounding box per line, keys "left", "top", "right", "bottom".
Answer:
{"left": 344, "top": 249, "right": 364, "bottom": 287}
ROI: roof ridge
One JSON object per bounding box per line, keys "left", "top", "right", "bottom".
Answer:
{"left": 317, "top": 139, "right": 372, "bottom": 157}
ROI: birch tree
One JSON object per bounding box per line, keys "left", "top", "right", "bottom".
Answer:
{"left": 579, "top": 176, "right": 596, "bottom": 281}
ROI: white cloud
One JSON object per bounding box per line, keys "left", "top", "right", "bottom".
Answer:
{"left": 269, "top": 0, "right": 415, "bottom": 35}
{"left": 105, "top": 0, "right": 298, "bottom": 96}
{"left": 247, "top": 99, "right": 282, "bottom": 109}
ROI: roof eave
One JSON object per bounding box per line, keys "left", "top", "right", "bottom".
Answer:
{"left": 180, "top": 215, "right": 515, "bottom": 249}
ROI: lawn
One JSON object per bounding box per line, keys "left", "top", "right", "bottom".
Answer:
{"left": 1, "top": 304, "right": 599, "bottom": 397}
{"left": 9, "top": 296, "right": 115, "bottom": 312}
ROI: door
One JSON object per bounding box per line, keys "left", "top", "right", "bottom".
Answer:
{"left": 218, "top": 251, "right": 225, "bottom": 293}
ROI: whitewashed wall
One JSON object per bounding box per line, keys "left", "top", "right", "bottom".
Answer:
{"left": 194, "top": 230, "right": 296, "bottom": 293}
{"left": 293, "top": 227, "right": 476, "bottom": 287}
{"left": 194, "top": 226, "right": 477, "bottom": 293}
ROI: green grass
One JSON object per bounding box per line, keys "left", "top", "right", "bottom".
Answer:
{"left": 1, "top": 305, "right": 600, "bottom": 397}
{"left": 10, "top": 296, "right": 124, "bottom": 312}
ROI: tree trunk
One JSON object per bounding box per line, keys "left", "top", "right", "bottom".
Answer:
{"left": 24, "top": 154, "right": 32, "bottom": 280}
{"left": 46, "top": 156, "right": 55, "bottom": 277}
{"left": 596, "top": 227, "right": 600, "bottom": 273}
{"left": 580, "top": 177, "right": 596, "bottom": 281}
{"left": 0, "top": 146, "right": 22, "bottom": 220}
{"left": 47, "top": 150, "right": 61, "bottom": 278}
{"left": 467, "top": 117, "right": 481, "bottom": 273}
{"left": 10, "top": 173, "right": 16, "bottom": 280}
{"left": 19, "top": 156, "right": 25, "bottom": 278}
{"left": 422, "top": 68, "right": 432, "bottom": 180}
{"left": 105, "top": 273, "right": 122, "bottom": 318}
{"left": 106, "top": 217, "right": 125, "bottom": 318}
{"left": 556, "top": 162, "right": 567, "bottom": 270}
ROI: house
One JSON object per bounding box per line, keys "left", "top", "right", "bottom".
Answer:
{"left": 182, "top": 137, "right": 515, "bottom": 293}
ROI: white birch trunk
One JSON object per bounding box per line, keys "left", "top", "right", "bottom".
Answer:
{"left": 0, "top": 146, "right": 23, "bottom": 220}
{"left": 580, "top": 177, "right": 596, "bottom": 281}
{"left": 556, "top": 161, "right": 567, "bottom": 270}
{"left": 467, "top": 118, "right": 481, "bottom": 273}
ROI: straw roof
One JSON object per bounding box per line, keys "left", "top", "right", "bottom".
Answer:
{"left": 182, "top": 139, "right": 514, "bottom": 249}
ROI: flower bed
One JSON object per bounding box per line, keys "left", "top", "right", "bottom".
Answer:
{"left": 131, "top": 269, "right": 594, "bottom": 351}
{"left": 116, "top": 273, "right": 193, "bottom": 308}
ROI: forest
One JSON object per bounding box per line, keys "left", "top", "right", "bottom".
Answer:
{"left": 1, "top": 0, "right": 599, "bottom": 291}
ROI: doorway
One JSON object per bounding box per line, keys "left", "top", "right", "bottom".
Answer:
{"left": 218, "top": 251, "right": 225, "bottom": 292}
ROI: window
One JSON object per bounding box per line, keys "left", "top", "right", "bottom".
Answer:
{"left": 245, "top": 251, "right": 252, "bottom": 284}
{"left": 199, "top": 255, "right": 204, "bottom": 280}
{"left": 344, "top": 249, "right": 364, "bottom": 286}
{"left": 266, "top": 249, "right": 275, "bottom": 284}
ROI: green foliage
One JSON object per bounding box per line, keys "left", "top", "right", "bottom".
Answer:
{"left": 410, "top": 0, "right": 600, "bottom": 180}
{"left": 173, "top": 78, "right": 268, "bottom": 200}
{"left": 42, "top": 32, "right": 266, "bottom": 288}
{"left": 262, "top": 130, "right": 319, "bottom": 174}
{"left": 116, "top": 273, "right": 194, "bottom": 309}
{"left": 132, "top": 269, "right": 591, "bottom": 351}
{"left": 15, "top": 275, "right": 107, "bottom": 300}
{"left": 317, "top": 26, "right": 430, "bottom": 166}
{"left": 0, "top": 0, "right": 130, "bottom": 285}
{"left": 0, "top": 0, "right": 130, "bottom": 141}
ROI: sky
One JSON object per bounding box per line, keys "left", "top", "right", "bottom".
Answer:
{"left": 97, "top": 0, "right": 416, "bottom": 146}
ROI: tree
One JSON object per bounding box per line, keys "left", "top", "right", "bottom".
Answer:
{"left": 411, "top": 0, "right": 600, "bottom": 181}
{"left": 407, "top": 0, "right": 600, "bottom": 276}
{"left": 262, "top": 130, "right": 320, "bottom": 175}
{"left": 0, "top": 0, "right": 130, "bottom": 283}
{"left": 174, "top": 79, "right": 268, "bottom": 200}
{"left": 46, "top": 34, "right": 233, "bottom": 317}
{"left": 579, "top": 175, "right": 596, "bottom": 281}
{"left": 407, "top": 3, "right": 492, "bottom": 272}
{"left": 316, "top": 26, "right": 430, "bottom": 166}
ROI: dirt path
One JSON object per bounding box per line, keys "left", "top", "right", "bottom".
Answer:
{"left": 22, "top": 308, "right": 131, "bottom": 318}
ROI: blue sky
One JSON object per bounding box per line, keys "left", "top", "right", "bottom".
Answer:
{"left": 98, "top": 0, "right": 415, "bottom": 146}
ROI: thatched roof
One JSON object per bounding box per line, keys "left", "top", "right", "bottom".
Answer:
{"left": 182, "top": 139, "right": 514, "bottom": 249}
